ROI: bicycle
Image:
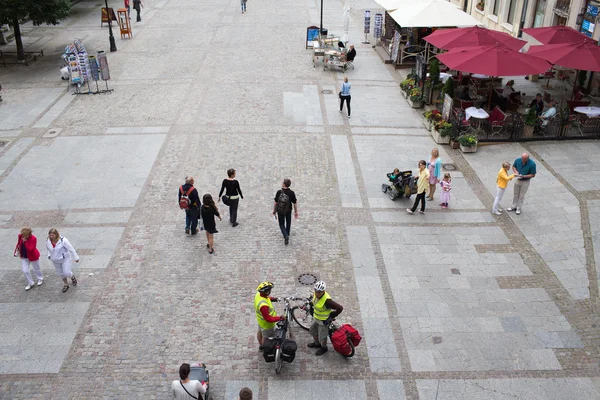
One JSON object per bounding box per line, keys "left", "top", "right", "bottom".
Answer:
{"left": 270, "top": 296, "right": 303, "bottom": 374}
{"left": 290, "top": 297, "right": 355, "bottom": 358}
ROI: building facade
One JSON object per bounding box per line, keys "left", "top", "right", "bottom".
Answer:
{"left": 454, "top": 0, "right": 599, "bottom": 42}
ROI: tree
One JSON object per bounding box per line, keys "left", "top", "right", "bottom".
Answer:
{"left": 0, "top": 0, "right": 71, "bottom": 61}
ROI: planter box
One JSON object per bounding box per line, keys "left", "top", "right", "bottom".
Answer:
{"left": 401, "top": 89, "right": 408, "bottom": 98}
{"left": 424, "top": 119, "right": 432, "bottom": 130}
{"left": 460, "top": 143, "right": 478, "bottom": 153}
{"left": 408, "top": 98, "right": 422, "bottom": 108}
{"left": 431, "top": 129, "right": 451, "bottom": 144}
{"left": 449, "top": 139, "right": 460, "bottom": 149}
{"left": 523, "top": 125, "right": 534, "bottom": 138}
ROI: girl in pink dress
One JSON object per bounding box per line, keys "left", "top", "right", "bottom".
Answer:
{"left": 440, "top": 173, "right": 451, "bottom": 209}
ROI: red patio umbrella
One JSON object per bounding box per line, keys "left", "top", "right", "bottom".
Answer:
{"left": 437, "top": 43, "right": 551, "bottom": 77}
{"left": 526, "top": 41, "right": 600, "bottom": 72}
{"left": 437, "top": 43, "right": 551, "bottom": 108}
{"left": 522, "top": 26, "right": 595, "bottom": 45}
{"left": 425, "top": 26, "right": 526, "bottom": 51}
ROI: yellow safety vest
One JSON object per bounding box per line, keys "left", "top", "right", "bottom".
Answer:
{"left": 254, "top": 292, "right": 277, "bottom": 330}
{"left": 312, "top": 292, "right": 332, "bottom": 321}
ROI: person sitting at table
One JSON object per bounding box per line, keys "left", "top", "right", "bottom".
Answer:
{"left": 499, "top": 80, "right": 515, "bottom": 111}
{"left": 539, "top": 99, "right": 557, "bottom": 126}
{"left": 529, "top": 93, "right": 544, "bottom": 116}
{"left": 346, "top": 44, "right": 356, "bottom": 62}
{"left": 459, "top": 86, "right": 472, "bottom": 101}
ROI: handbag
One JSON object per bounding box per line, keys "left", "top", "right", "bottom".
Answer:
{"left": 221, "top": 195, "right": 230, "bottom": 206}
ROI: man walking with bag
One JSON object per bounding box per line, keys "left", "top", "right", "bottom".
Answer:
{"left": 307, "top": 281, "right": 343, "bottom": 355}
{"left": 273, "top": 178, "right": 298, "bottom": 245}
{"left": 178, "top": 176, "right": 201, "bottom": 235}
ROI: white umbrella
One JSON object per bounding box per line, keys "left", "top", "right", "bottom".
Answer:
{"left": 343, "top": 0, "right": 350, "bottom": 44}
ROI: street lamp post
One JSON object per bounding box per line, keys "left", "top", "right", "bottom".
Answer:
{"left": 104, "top": 0, "right": 117, "bottom": 52}
{"left": 320, "top": 0, "right": 323, "bottom": 37}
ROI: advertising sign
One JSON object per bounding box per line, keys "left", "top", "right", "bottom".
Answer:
{"left": 364, "top": 10, "right": 371, "bottom": 34}
{"left": 306, "top": 26, "right": 320, "bottom": 49}
{"left": 374, "top": 13, "right": 383, "bottom": 38}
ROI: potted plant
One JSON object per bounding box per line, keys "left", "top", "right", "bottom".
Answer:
{"left": 442, "top": 77, "right": 454, "bottom": 99}
{"left": 523, "top": 106, "right": 537, "bottom": 138}
{"left": 432, "top": 121, "right": 452, "bottom": 144}
{"left": 457, "top": 133, "right": 478, "bottom": 153}
{"left": 400, "top": 78, "right": 416, "bottom": 97}
{"left": 423, "top": 110, "right": 433, "bottom": 130}
{"left": 476, "top": 1, "right": 485, "bottom": 11}
{"left": 408, "top": 87, "right": 423, "bottom": 108}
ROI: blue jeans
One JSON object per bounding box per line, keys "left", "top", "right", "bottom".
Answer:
{"left": 185, "top": 207, "right": 199, "bottom": 233}
{"left": 241, "top": 1, "right": 246, "bottom": 11}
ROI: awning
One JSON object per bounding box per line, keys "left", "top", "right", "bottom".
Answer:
{"left": 373, "top": 0, "right": 404, "bottom": 11}
{"left": 388, "top": 0, "right": 481, "bottom": 28}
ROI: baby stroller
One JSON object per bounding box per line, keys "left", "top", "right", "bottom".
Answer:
{"left": 381, "top": 170, "right": 416, "bottom": 200}
{"left": 188, "top": 362, "right": 210, "bottom": 400}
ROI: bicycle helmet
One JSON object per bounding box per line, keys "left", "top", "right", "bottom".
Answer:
{"left": 257, "top": 281, "right": 274, "bottom": 292}
{"left": 314, "top": 281, "right": 326, "bottom": 291}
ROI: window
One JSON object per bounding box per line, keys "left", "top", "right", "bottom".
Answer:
{"left": 533, "top": 0, "right": 546, "bottom": 27}
{"left": 492, "top": 0, "right": 500, "bottom": 16}
{"left": 507, "top": 0, "right": 517, "bottom": 24}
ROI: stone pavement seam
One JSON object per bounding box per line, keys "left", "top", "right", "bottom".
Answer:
{"left": 524, "top": 145, "right": 600, "bottom": 310}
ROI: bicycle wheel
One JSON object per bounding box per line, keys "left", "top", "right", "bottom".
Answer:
{"left": 343, "top": 337, "right": 355, "bottom": 358}
{"left": 275, "top": 348, "right": 283, "bottom": 374}
{"left": 291, "top": 306, "right": 313, "bottom": 331}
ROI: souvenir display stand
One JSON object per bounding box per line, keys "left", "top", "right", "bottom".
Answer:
{"left": 61, "top": 39, "right": 113, "bottom": 95}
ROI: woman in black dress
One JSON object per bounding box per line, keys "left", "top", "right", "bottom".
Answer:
{"left": 201, "top": 194, "right": 222, "bottom": 254}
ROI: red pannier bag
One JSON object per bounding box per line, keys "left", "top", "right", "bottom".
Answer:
{"left": 330, "top": 327, "right": 353, "bottom": 356}
{"left": 341, "top": 324, "right": 362, "bottom": 346}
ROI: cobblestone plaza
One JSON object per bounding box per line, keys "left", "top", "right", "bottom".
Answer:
{"left": 1, "top": 0, "right": 600, "bottom": 398}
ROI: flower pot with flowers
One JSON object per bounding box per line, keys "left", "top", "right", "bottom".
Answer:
{"left": 432, "top": 121, "right": 452, "bottom": 144}
{"left": 408, "top": 87, "right": 423, "bottom": 108}
{"left": 476, "top": 1, "right": 484, "bottom": 11}
{"left": 457, "top": 133, "right": 478, "bottom": 153}
{"left": 400, "top": 78, "right": 416, "bottom": 98}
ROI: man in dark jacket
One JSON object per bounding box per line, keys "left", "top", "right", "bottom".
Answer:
{"left": 273, "top": 178, "right": 298, "bottom": 245}
{"left": 529, "top": 93, "right": 544, "bottom": 116}
{"left": 346, "top": 44, "right": 356, "bottom": 62}
{"left": 178, "top": 176, "right": 201, "bottom": 235}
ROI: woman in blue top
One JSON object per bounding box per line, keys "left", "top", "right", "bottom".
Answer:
{"left": 339, "top": 76, "right": 351, "bottom": 118}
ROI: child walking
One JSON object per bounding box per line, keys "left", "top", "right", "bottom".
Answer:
{"left": 492, "top": 162, "right": 516, "bottom": 215}
{"left": 440, "top": 173, "right": 451, "bottom": 208}
{"left": 201, "top": 194, "right": 222, "bottom": 254}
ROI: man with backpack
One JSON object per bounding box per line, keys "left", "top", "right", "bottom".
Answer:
{"left": 308, "top": 281, "right": 343, "bottom": 355}
{"left": 272, "top": 178, "right": 298, "bottom": 245}
{"left": 178, "top": 176, "right": 201, "bottom": 235}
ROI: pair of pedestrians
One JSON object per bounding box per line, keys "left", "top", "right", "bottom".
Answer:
{"left": 15, "top": 228, "right": 79, "bottom": 293}
{"left": 492, "top": 153, "right": 536, "bottom": 216}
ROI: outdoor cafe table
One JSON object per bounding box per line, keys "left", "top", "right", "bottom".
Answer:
{"left": 465, "top": 106, "right": 489, "bottom": 129}
{"left": 574, "top": 106, "right": 600, "bottom": 117}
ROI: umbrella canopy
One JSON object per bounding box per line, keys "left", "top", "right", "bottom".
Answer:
{"left": 526, "top": 41, "right": 600, "bottom": 72}
{"left": 424, "top": 26, "right": 526, "bottom": 51}
{"left": 373, "top": 0, "right": 403, "bottom": 11}
{"left": 343, "top": 0, "right": 350, "bottom": 43}
{"left": 388, "top": 0, "right": 481, "bottom": 28}
{"left": 437, "top": 43, "right": 551, "bottom": 76}
{"left": 522, "top": 26, "right": 595, "bottom": 45}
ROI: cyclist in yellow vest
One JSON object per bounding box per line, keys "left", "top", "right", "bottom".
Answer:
{"left": 255, "top": 281, "right": 285, "bottom": 348}
{"left": 307, "top": 281, "right": 344, "bottom": 355}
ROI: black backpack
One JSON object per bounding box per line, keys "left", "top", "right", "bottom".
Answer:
{"left": 276, "top": 190, "right": 292, "bottom": 214}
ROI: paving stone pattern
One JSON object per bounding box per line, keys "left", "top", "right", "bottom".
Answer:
{"left": 0, "top": 0, "right": 600, "bottom": 398}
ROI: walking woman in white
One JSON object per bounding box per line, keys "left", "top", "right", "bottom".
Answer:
{"left": 14, "top": 227, "right": 43, "bottom": 291}
{"left": 46, "top": 228, "right": 79, "bottom": 293}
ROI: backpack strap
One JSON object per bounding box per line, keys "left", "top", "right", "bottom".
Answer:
{"left": 185, "top": 187, "right": 194, "bottom": 196}
{"left": 180, "top": 185, "right": 185, "bottom": 195}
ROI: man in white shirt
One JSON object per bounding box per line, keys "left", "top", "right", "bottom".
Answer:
{"left": 172, "top": 363, "right": 207, "bottom": 400}
{"left": 539, "top": 99, "right": 557, "bottom": 126}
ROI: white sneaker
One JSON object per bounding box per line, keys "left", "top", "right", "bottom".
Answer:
{"left": 406, "top": 209, "right": 414, "bottom": 214}
{"left": 37, "top": 279, "right": 43, "bottom": 286}
{"left": 348, "top": 115, "right": 351, "bottom": 118}
{"left": 516, "top": 208, "right": 521, "bottom": 215}
{"left": 506, "top": 207, "right": 516, "bottom": 212}
{"left": 498, "top": 207, "right": 504, "bottom": 212}
{"left": 492, "top": 211, "right": 502, "bottom": 215}
{"left": 25, "top": 284, "right": 32, "bottom": 291}
{"left": 339, "top": 109, "right": 342, "bottom": 113}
